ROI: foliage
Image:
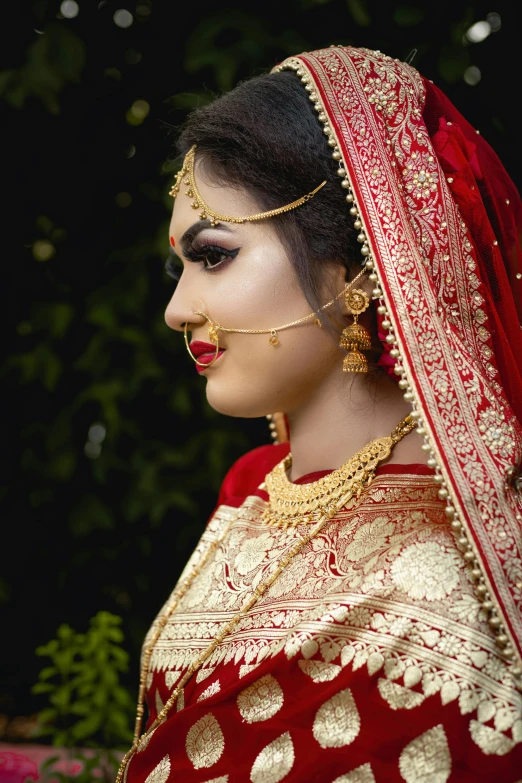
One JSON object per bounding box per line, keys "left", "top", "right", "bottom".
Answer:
{"left": 3, "top": 0, "right": 519, "bottom": 729}
{"left": 32, "top": 612, "right": 134, "bottom": 748}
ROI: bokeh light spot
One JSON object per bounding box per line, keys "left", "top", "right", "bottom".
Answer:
{"left": 465, "top": 20, "right": 491, "bottom": 43}
{"left": 60, "top": 0, "right": 79, "bottom": 18}
{"left": 486, "top": 12, "right": 501, "bottom": 32}
{"left": 464, "top": 66, "right": 482, "bottom": 86}
{"left": 84, "top": 441, "right": 101, "bottom": 459}
{"left": 33, "top": 240, "right": 55, "bottom": 261}
{"left": 88, "top": 422, "right": 107, "bottom": 444}
{"left": 104, "top": 67, "right": 122, "bottom": 80}
{"left": 126, "top": 144, "right": 136, "bottom": 158}
{"left": 124, "top": 49, "right": 142, "bottom": 65}
{"left": 116, "top": 192, "right": 132, "bottom": 208}
{"left": 136, "top": 4, "right": 151, "bottom": 16}
{"left": 113, "top": 9, "right": 133, "bottom": 28}
{"left": 126, "top": 100, "right": 150, "bottom": 125}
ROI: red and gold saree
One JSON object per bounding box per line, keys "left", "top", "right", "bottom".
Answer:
{"left": 123, "top": 46, "right": 522, "bottom": 782}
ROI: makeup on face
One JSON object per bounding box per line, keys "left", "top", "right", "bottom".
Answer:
{"left": 189, "top": 340, "right": 226, "bottom": 374}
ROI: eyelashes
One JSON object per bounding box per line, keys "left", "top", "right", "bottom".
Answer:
{"left": 165, "top": 244, "right": 240, "bottom": 281}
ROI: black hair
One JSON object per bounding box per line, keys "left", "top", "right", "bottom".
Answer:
{"left": 176, "top": 70, "right": 363, "bottom": 326}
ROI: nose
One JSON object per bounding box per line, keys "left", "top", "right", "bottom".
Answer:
{"left": 164, "top": 274, "right": 205, "bottom": 334}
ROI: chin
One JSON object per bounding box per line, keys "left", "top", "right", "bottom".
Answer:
{"left": 205, "top": 378, "right": 280, "bottom": 419}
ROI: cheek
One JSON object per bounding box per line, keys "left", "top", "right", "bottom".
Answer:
{"left": 204, "top": 321, "right": 341, "bottom": 417}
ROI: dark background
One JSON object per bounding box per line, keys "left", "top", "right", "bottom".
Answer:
{"left": 3, "top": 0, "right": 519, "bottom": 738}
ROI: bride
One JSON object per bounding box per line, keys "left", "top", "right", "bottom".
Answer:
{"left": 117, "top": 45, "right": 522, "bottom": 782}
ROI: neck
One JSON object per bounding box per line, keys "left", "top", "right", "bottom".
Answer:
{"left": 286, "top": 371, "right": 426, "bottom": 481}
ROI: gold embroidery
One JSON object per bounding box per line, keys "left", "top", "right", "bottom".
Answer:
{"left": 137, "top": 726, "right": 157, "bottom": 753}
{"left": 196, "top": 666, "right": 216, "bottom": 683}
{"left": 146, "top": 476, "right": 521, "bottom": 757}
{"left": 298, "top": 659, "right": 342, "bottom": 682}
{"left": 202, "top": 777, "right": 228, "bottom": 783}
{"left": 144, "top": 754, "right": 171, "bottom": 783}
{"left": 399, "top": 724, "right": 451, "bottom": 783}
{"left": 377, "top": 678, "right": 426, "bottom": 710}
{"left": 333, "top": 763, "right": 376, "bottom": 783}
{"left": 313, "top": 688, "right": 361, "bottom": 748}
{"left": 154, "top": 689, "right": 163, "bottom": 716}
{"left": 198, "top": 680, "right": 221, "bottom": 702}
{"left": 165, "top": 670, "right": 180, "bottom": 688}
{"left": 469, "top": 720, "right": 516, "bottom": 756}
{"left": 176, "top": 689, "right": 184, "bottom": 712}
{"left": 390, "top": 541, "right": 461, "bottom": 601}
{"left": 250, "top": 731, "right": 295, "bottom": 783}
{"left": 186, "top": 713, "right": 225, "bottom": 769}
{"left": 237, "top": 674, "right": 284, "bottom": 723}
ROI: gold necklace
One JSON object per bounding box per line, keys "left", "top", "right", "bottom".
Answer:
{"left": 262, "top": 415, "right": 417, "bottom": 528}
{"left": 116, "top": 414, "right": 415, "bottom": 782}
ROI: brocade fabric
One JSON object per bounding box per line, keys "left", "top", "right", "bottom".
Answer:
{"left": 124, "top": 451, "right": 522, "bottom": 782}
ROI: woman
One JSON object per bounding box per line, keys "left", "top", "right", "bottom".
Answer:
{"left": 117, "top": 46, "right": 522, "bottom": 782}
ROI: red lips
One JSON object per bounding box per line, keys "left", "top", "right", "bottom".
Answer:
{"left": 189, "top": 341, "right": 225, "bottom": 373}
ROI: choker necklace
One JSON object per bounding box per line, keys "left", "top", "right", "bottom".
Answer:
{"left": 116, "top": 413, "right": 415, "bottom": 782}
{"left": 262, "top": 415, "right": 417, "bottom": 528}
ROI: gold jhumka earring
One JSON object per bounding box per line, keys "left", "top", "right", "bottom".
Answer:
{"left": 340, "top": 287, "right": 371, "bottom": 372}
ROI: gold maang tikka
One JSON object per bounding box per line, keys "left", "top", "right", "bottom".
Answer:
{"left": 340, "top": 287, "right": 371, "bottom": 372}
{"left": 169, "top": 145, "right": 327, "bottom": 226}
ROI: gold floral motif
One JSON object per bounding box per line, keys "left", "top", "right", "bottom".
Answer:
{"left": 390, "top": 541, "right": 461, "bottom": 601}
{"left": 197, "top": 680, "right": 221, "bottom": 702}
{"left": 202, "top": 777, "right": 228, "bottom": 783}
{"left": 186, "top": 713, "right": 225, "bottom": 770}
{"left": 469, "top": 720, "right": 516, "bottom": 756}
{"left": 237, "top": 674, "right": 284, "bottom": 723}
{"left": 298, "top": 659, "right": 342, "bottom": 682}
{"left": 313, "top": 688, "right": 361, "bottom": 748}
{"left": 165, "top": 670, "right": 180, "bottom": 688}
{"left": 332, "top": 763, "right": 376, "bottom": 783}
{"left": 398, "top": 724, "right": 451, "bottom": 782}
{"left": 377, "top": 678, "right": 425, "bottom": 710}
{"left": 250, "top": 731, "right": 295, "bottom": 783}
{"left": 144, "top": 754, "right": 171, "bottom": 783}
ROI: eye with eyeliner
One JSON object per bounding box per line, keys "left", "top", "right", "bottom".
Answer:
{"left": 165, "top": 243, "right": 240, "bottom": 280}
{"left": 184, "top": 243, "right": 240, "bottom": 270}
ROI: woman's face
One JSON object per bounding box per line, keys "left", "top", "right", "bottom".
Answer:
{"left": 165, "top": 160, "right": 348, "bottom": 418}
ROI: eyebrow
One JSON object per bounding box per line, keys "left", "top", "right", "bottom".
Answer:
{"left": 179, "top": 220, "right": 235, "bottom": 252}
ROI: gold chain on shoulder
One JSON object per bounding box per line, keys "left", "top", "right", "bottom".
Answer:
{"left": 115, "top": 413, "right": 415, "bottom": 782}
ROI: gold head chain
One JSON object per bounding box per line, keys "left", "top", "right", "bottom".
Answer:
{"left": 169, "top": 144, "right": 327, "bottom": 226}
{"left": 115, "top": 413, "right": 416, "bottom": 782}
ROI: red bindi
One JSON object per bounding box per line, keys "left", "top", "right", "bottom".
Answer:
{"left": 170, "top": 236, "right": 176, "bottom": 247}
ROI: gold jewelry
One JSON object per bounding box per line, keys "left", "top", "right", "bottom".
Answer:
{"left": 115, "top": 413, "right": 414, "bottom": 782}
{"left": 339, "top": 287, "right": 371, "bottom": 372}
{"left": 193, "top": 268, "right": 366, "bottom": 348}
{"left": 262, "top": 414, "right": 416, "bottom": 527}
{"left": 169, "top": 145, "right": 327, "bottom": 226}
{"left": 184, "top": 321, "right": 220, "bottom": 367}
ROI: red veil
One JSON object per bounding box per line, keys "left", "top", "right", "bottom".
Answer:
{"left": 274, "top": 46, "right": 522, "bottom": 674}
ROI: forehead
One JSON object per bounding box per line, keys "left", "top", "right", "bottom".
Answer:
{"left": 169, "top": 158, "right": 261, "bottom": 239}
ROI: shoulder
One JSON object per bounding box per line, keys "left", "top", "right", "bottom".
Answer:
{"left": 216, "top": 442, "right": 290, "bottom": 508}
